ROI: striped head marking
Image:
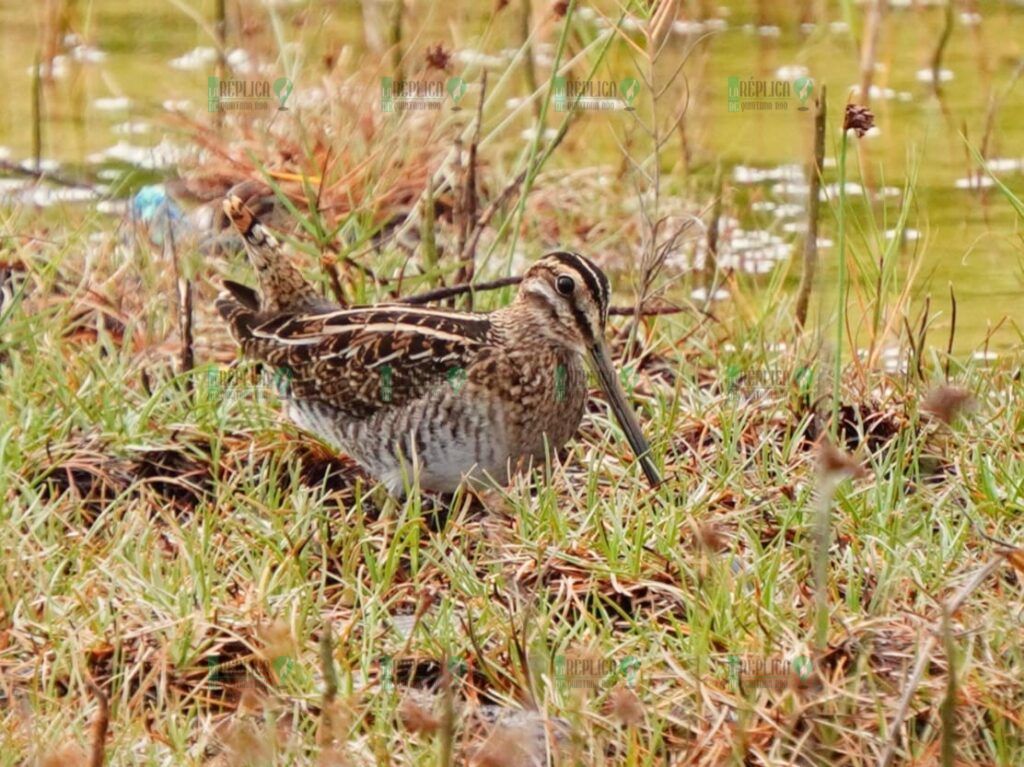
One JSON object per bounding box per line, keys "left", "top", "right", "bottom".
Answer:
{"left": 519, "top": 251, "right": 661, "bottom": 488}
{"left": 519, "top": 251, "right": 611, "bottom": 353}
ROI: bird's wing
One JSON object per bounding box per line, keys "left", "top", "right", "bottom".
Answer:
{"left": 217, "top": 299, "right": 493, "bottom": 418}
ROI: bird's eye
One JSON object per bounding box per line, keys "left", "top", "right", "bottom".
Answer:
{"left": 556, "top": 275, "right": 575, "bottom": 296}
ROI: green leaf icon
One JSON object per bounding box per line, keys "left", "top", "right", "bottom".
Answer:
{"left": 792, "top": 655, "right": 812, "bottom": 679}
{"left": 273, "top": 77, "right": 293, "bottom": 109}
{"left": 794, "top": 76, "right": 813, "bottom": 106}
{"left": 618, "top": 77, "right": 640, "bottom": 107}
{"left": 446, "top": 76, "right": 467, "bottom": 105}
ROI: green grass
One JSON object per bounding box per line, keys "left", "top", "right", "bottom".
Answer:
{"left": 2, "top": 2, "right": 1024, "bottom": 766}
{"left": 2, "top": 201, "right": 1023, "bottom": 764}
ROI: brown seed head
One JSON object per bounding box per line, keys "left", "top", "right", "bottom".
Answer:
{"left": 398, "top": 697, "right": 442, "bottom": 735}
{"left": 922, "top": 385, "right": 974, "bottom": 424}
{"left": 472, "top": 726, "right": 535, "bottom": 767}
{"left": 605, "top": 684, "right": 644, "bottom": 726}
{"left": 425, "top": 43, "right": 451, "bottom": 71}
{"left": 843, "top": 103, "right": 876, "bottom": 137}
{"left": 817, "top": 439, "right": 867, "bottom": 479}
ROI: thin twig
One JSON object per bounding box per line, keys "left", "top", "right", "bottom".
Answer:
{"left": 858, "top": 0, "right": 885, "bottom": 105}
{"left": 704, "top": 165, "right": 722, "bottom": 293}
{"left": 317, "top": 623, "right": 339, "bottom": 746}
{"left": 930, "top": 0, "right": 954, "bottom": 97}
{"left": 397, "top": 274, "right": 690, "bottom": 317}
{"left": 398, "top": 276, "right": 522, "bottom": 305}
{"left": 455, "top": 73, "right": 486, "bottom": 304}
{"left": 796, "top": 85, "right": 827, "bottom": 330}
{"left": 32, "top": 52, "right": 43, "bottom": 173}
{"left": 945, "top": 283, "right": 956, "bottom": 381}
{"left": 389, "top": 0, "right": 404, "bottom": 81}
{"left": 166, "top": 220, "right": 194, "bottom": 381}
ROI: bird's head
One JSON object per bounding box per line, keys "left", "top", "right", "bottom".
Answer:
{"left": 516, "top": 251, "right": 661, "bottom": 488}
{"left": 517, "top": 251, "right": 610, "bottom": 355}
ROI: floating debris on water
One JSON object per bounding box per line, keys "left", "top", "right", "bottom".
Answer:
{"left": 456, "top": 49, "right": 508, "bottom": 69}
{"left": 820, "top": 182, "right": 901, "bottom": 200}
{"left": 972, "top": 350, "right": 998, "bottom": 362}
{"left": 985, "top": 158, "right": 1023, "bottom": 173}
{"left": 916, "top": 68, "right": 954, "bottom": 83}
{"left": 849, "top": 84, "right": 913, "bottom": 102}
{"left": 0, "top": 179, "right": 28, "bottom": 196}
{"left": 162, "top": 99, "right": 192, "bottom": 112}
{"left": 18, "top": 158, "right": 61, "bottom": 173}
{"left": 757, "top": 25, "right": 781, "bottom": 37}
{"left": 829, "top": 21, "right": 850, "bottom": 34}
{"left": 169, "top": 46, "right": 217, "bottom": 71}
{"left": 112, "top": 121, "right": 151, "bottom": 136}
{"left": 71, "top": 44, "right": 106, "bottom": 63}
{"left": 672, "top": 20, "right": 706, "bottom": 35}
{"left": 771, "top": 203, "right": 805, "bottom": 219}
{"left": 86, "top": 139, "right": 187, "bottom": 170}
{"left": 885, "top": 228, "right": 921, "bottom": 241}
{"left": 959, "top": 12, "right": 983, "bottom": 26}
{"left": 776, "top": 65, "right": 809, "bottom": 80}
{"left": 691, "top": 287, "right": 730, "bottom": 302}
{"left": 772, "top": 181, "right": 811, "bottom": 199}
{"left": 954, "top": 176, "right": 995, "bottom": 190}
{"left": 29, "top": 56, "right": 69, "bottom": 79}
{"left": 520, "top": 127, "right": 559, "bottom": 142}
{"left": 6, "top": 185, "right": 101, "bottom": 207}
{"left": 733, "top": 164, "right": 804, "bottom": 185}
{"left": 97, "top": 199, "right": 129, "bottom": 215}
{"left": 93, "top": 97, "right": 131, "bottom": 112}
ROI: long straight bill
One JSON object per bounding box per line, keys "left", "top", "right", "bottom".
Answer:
{"left": 588, "top": 340, "right": 661, "bottom": 488}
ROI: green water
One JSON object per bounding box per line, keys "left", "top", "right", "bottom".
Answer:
{"left": 1, "top": 1, "right": 1022, "bottom": 352}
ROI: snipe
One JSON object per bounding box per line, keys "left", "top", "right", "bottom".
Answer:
{"left": 216, "top": 196, "right": 660, "bottom": 494}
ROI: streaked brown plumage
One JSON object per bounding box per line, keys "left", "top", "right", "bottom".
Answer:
{"left": 216, "top": 195, "right": 660, "bottom": 494}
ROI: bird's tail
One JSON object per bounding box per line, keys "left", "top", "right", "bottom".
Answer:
{"left": 222, "top": 194, "right": 325, "bottom": 313}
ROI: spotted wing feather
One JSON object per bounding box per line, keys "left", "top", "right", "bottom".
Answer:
{"left": 217, "top": 301, "right": 494, "bottom": 418}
